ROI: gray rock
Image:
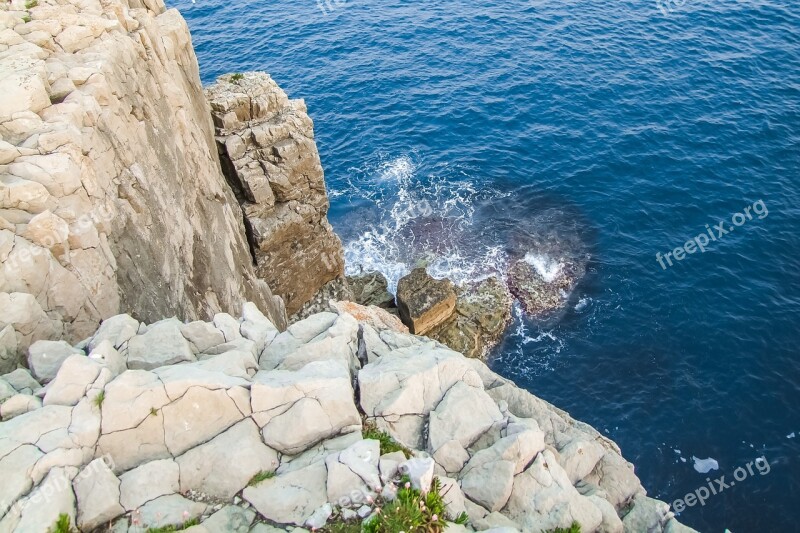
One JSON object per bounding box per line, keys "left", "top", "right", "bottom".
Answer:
{"left": 73, "top": 458, "right": 125, "bottom": 531}
{"left": 136, "top": 494, "right": 208, "bottom": 530}
{"left": 181, "top": 320, "right": 226, "bottom": 353}
{"left": 7, "top": 467, "right": 77, "bottom": 533}
{"left": 127, "top": 318, "right": 196, "bottom": 370}
{"left": 398, "top": 457, "right": 435, "bottom": 493}
{"left": 87, "top": 339, "right": 127, "bottom": 377}
{"left": 0, "top": 393, "right": 42, "bottom": 420}
{"left": 213, "top": 313, "right": 243, "bottom": 342}
{"left": 241, "top": 302, "right": 279, "bottom": 353}
{"left": 43, "top": 354, "right": 103, "bottom": 406}
{"left": 326, "top": 439, "right": 381, "bottom": 505}
{"left": 0, "top": 377, "right": 14, "bottom": 403}
{"left": 2, "top": 368, "right": 40, "bottom": 393}
{"left": 119, "top": 459, "right": 180, "bottom": 511}
{"left": 347, "top": 272, "right": 395, "bottom": 308}
{"left": 192, "top": 505, "right": 256, "bottom": 532}
{"left": 88, "top": 314, "right": 140, "bottom": 352}
{"left": 0, "top": 324, "right": 18, "bottom": 374}
{"left": 243, "top": 461, "right": 328, "bottom": 526}
{"left": 177, "top": 419, "right": 279, "bottom": 499}
{"left": 305, "top": 503, "right": 332, "bottom": 529}
{"left": 27, "top": 340, "right": 83, "bottom": 382}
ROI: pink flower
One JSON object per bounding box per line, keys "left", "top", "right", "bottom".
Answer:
{"left": 404, "top": 482, "right": 411, "bottom": 489}
{"left": 432, "top": 514, "right": 438, "bottom": 522}
{"left": 182, "top": 511, "right": 190, "bottom": 520}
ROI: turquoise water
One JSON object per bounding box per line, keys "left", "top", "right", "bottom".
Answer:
{"left": 171, "top": 0, "right": 800, "bottom": 530}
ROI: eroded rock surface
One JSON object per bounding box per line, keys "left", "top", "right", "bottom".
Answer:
{"left": 205, "top": 73, "right": 345, "bottom": 315}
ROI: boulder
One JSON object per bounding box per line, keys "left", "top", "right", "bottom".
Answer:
{"left": 427, "top": 381, "right": 503, "bottom": 458}
{"left": 180, "top": 320, "right": 226, "bottom": 353}
{"left": 0, "top": 377, "right": 14, "bottom": 403}
{"left": 189, "top": 506, "right": 256, "bottom": 532}
{"left": 43, "top": 354, "right": 103, "bottom": 406}
{"left": 177, "top": 419, "right": 279, "bottom": 499}
{"left": 241, "top": 302, "right": 279, "bottom": 353}
{"left": 119, "top": 459, "right": 180, "bottom": 511}
{"left": 73, "top": 458, "right": 125, "bottom": 531}
{"left": 428, "top": 276, "right": 512, "bottom": 358}
{"left": 87, "top": 339, "right": 127, "bottom": 377}
{"left": 243, "top": 461, "right": 328, "bottom": 526}
{"left": 127, "top": 318, "right": 196, "bottom": 370}
{"left": 251, "top": 360, "right": 361, "bottom": 454}
{"left": 0, "top": 324, "right": 18, "bottom": 374}
{"left": 161, "top": 386, "right": 244, "bottom": 456}
{"left": 398, "top": 457, "right": 435, "bottom": 493}
{"left": 136, "top": 494, "right": 208, "bottom": 530}
{"left": 0, "top": 393, "right": 42, "bottom": 420}
{"left": 2, "top": 368, "right": 40, "bottom": 394}
{"left": 506, "top": 254, "right": 585, "bottom": 318}
{"left": 87, "top": 314, "right": 140, "bottom": 352}
{"left": 27, "top": 340, "right": 83, "bottom": 383}
{"left": 325, "top": 439, "right": 381, "bottom": 505}
{"left": 622, "top": 495, "right": 673, "bottom": 533}
{"left": 396, "top": 268, "right": 456, "bottom": 334}
{"left": 330, "top": 300, "right": 408, "bottom": 333}
{"left": 347, "top": 272, "right": 395, "bottom": 308}
{"left": 3, "top": 467, "right": 77, "bottom": 533}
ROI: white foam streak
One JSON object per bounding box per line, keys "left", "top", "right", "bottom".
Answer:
{"left": 524, "top": 252, "right": 564, "bottom": 282}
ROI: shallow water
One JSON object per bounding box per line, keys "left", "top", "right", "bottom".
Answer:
{"left": 170, "top": 0, "right": 800, "bottom": 530}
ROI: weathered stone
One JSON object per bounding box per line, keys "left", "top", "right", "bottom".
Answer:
{"left": 177, "top": 419, "right": 279, "bottom": 499}
{"left": 43, "top": 354, "right": 102, "bottom": 406}
{"left": 0, "top": 393, "right": 42, "bottom": 420}
{"left": 88, "top": 314, "right": 139, "bottom": 352}
{"left": 251, "top": 360, "right": 361, "bottom": 454}
{"left": 161, "top": 386, "right": 244, "bottom": 456}
{"left": 137, "top": 494, "right": 208, "bottom": 530}
{"left": 243, "top": 461, "right": 328, "bottom": 526}
{"left": 560, "top": 438, "right": 606, "bottom": 484}
{"left": 2, "top": 368, "right": 39, "bottom": 394}
{"left": 330, "top": 300, "right": 408, "bottom": 333}
{"left": 190, "top": 506, "right": 256, "bottom": 532}
{"left": 127, "top": 318, "right": 196, "bottom": 370}
{"left": 347, "top": 272, "right": 395, "bottom": 308}
{"left": 4, "top": 467, "right": 77, "bottom": 533}
{"left": 0, "top": 377, "right": 14, "bottom": 403}
{"left": 180, "top": 320, "right": 226, "bottom": 353}
{"left": 428, "top": 276, "right": 512, "bottom": 358}
{"left": 119, "top": 459, "right": 180, "bottom": 511}
{"left": 325, "top": 439, "right": 381, "bottom": 505}
{"left": 87, "top": 339, "right": 127, "bottom": 377}
{"left": 207, "top": 73, "right": 345, "bottom": 315}
{"left": 27, "top": 339, "right": 83, "bottom": 383}
{"left": 506, "top": 254, "right": 585, "bottom": 318}
{"left": 396, "top": 268, "right": 456, "bottom": 334}
{"left": 241, "top": 301, "right": 279, "bottom": 353}
{"left": 398, "top": 457, "right": 435, "bottom": 493}
{"left": 0, "top": 324, "right": 18, "bottom": 374}
{"left": 428, "top": 381, "right": 503, "bottom": 457}
{"left": 73, "top": 458, "right": 125, "bottom": 531}
{"left": 213, "top": 313, "right": 242, "bottom": 343}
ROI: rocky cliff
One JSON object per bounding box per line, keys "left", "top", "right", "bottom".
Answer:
{"left": 0, "top": 303, "right": 695, "bottom": 533}
{"left": 0, "top": 0, "right": 347, "bottom": 368}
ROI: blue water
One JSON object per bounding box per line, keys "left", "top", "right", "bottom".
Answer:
{"left": 170, "top": 0, "right": 800, "bottom": 530}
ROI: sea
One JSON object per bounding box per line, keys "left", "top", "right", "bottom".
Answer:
{"left": 169, "top": 0, "right": 800, "bottom": 530}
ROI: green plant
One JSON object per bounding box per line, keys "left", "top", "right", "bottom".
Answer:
{"left": 248, "top": 470, "right": 275, "bottom": 486}
{"left": 150, "top": 407, "right": 159, "bottom": 417}
{"left": 363, "top": 422, "right": 412, "bottom": 458}
{"left": 49, "top": 514, "right": 75, "bottom": 533}
{"left": 146, "top": 518, "right": 200, "bottom": 533}
{"left": 93, "top": 390, "right": 105, "bottom": 408}
{"left": 25, "top": 0, "right": 38, "bottom": 8}
{"left": 547, "top": 523, "right": 581, "bottom": 533}
{"left": 230, "top": 73, "right": 244, "bottom": 82}
{"left": 22, "top": 14, "right": 31, "bottom": 22}
{"left": 360, "top": 476, "right": 461, "bottom": 533}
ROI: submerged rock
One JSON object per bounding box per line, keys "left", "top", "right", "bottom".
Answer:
{"left": 396, "top": 268, "right": 457, "bottom": 334}
{"left": 506, "top": 256, "right": 585, "bottom": 318}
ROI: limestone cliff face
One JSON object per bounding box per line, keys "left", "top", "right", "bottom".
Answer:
{"left": 205, "top": 74, "right": 345, "bottom": 316}
{"left": 0, "top": 0, "right": 286, "bottom": 364}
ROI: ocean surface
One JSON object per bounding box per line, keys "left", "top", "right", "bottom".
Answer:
{"left": 169, "top": 0, "right": 800, "bottom": 530}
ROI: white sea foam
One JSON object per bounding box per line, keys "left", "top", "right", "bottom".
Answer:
{"left": 692, "top": 456, "right": 720, "bottom": 474}
{"left": 524, "top": 252, "right": 564, "bottom": 282}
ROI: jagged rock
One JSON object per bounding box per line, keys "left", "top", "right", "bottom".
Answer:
{"left": 119, "top": 459, "right": 180, "bottom": 511}
{"left": 428, "top": 381, "right": 503, "bottom": 461}
{"left": 428, "top": 276, "right": 513, "bottom": 358}
{"left": 439, "top": 476, "right": 468, "bottom": 518}
{"left": 27, "top": 340, "right": 83, "bottom": 383}
{"left": 241, "top": 302, "right": 279, "bottom": 353}
{"left": 398, "top": 457, "right": 435, "bottom": 493}
{"left": 213, "top": 313, "right": 243, "bottom": 343}
{"left": 0, "top": 393, "right": 42, "bottom": 420}
{"left": 506, "top": 255, "right": 585, "bottom": 318}
{"left": 0, "top": 324, "right": 18, "bottom": 374}
{"left": 379, "top": 451, "right": 408, "bottom": 483}
{"left": 325, "top": 439, "right": 381, "bottom": 505}
{"left": 622, "top": 495, "right": 674, "bottom": 533}
{"left": 43, "top": 354, "right": 105, "bottom": 406}
{"left": 292, "top": 277, "right": 354, "bottom": 321}
{"left": 0, "top": 377, "right": 14, "bottom": 403}
{"left": 505, "top": 450, "right": 603, "bottom": 532}
{"left": 190, "top": 506, "right": 256, "bottom": 532}
{"left": 330, "top": 300, "right": 408, "bottom": 333}
{"left": 243, "top": 461, "right": 328, "bottom": 526}
{"left": 87, "top": 314, "right": 139, "bottom": 352}
{"left": 2, "top": 368, "right": 40, "bottom": 394}
{"left": 305, "top": 503, "right": 333, "bottom": 529}
{"left": 560, "top": 438, "right": 607, "bottom": 484}
{"left": 347, "top": 272, "right": 395, "bottom": 308}
{"left": 87, "top": 340, "right": 127, "bottom": 377}
{"left": 136, "top": 494, "right": 208, "bottom": 530}
{"left": 127, "top": 318, "right": 196, "bottom": 370}
{"left": 0, "top": 444, "right": 42, "bottom": 512}
{"left": 177, "top": 419, "right": 279, "bottom": 499}
{"left": 396, "top": 268, "right": 456, "bottom": 334}
{"left": 181, "top": 321, "right": 226, "bottom": 353}
{"left": 251, "top": 360, "right": 361, "bottom": 454}
{"left": 73, "top": 458, "right": 125, "bottom": 531}
{"left": 1, "top": 467, "right": 77, "bottom": 533}
{"left": 206, "top": 73, "right": 345, "bottom": 315}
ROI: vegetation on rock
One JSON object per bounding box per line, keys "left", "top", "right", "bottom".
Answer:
{"left": 363, "top": 421, "right": 411, "bottom": 458}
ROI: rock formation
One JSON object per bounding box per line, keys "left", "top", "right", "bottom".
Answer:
{"left": 0, "top": 0, "right": 286, "bottom": 366}
{"left": 0, "top": 302, "right": 696, "bottom": 533}
{"left": 205, "top": 73, "right": 345, "bottom": 316}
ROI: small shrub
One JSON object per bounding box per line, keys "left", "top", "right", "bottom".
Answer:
{"left": 150, "top": 407, "right": 159, "bottom": 417}
{"left": 230, "top": 73, "right": 244, "bottom": 82}
{"left": 248, "top": 470, "right": 275, "bottom": 486}
{"left": 362, "top": 421, "right": 412, "bottom": 458}
{"left": 25, "top": 0, "right": 38, "bottom": 8}
{"left": 146, "top": 518, "right": 200, "bottom": 533}
{"left": 22, "top": 14, "right": 31, "bottom": 22}
{"left": 548, "top": 523, "right": 581, "bottom": 533}
{"left": 49, "top": 514, "right": 74, "bottom": 533}
{"left": 93, "top": 390, "right": 105, "bottom": 408}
